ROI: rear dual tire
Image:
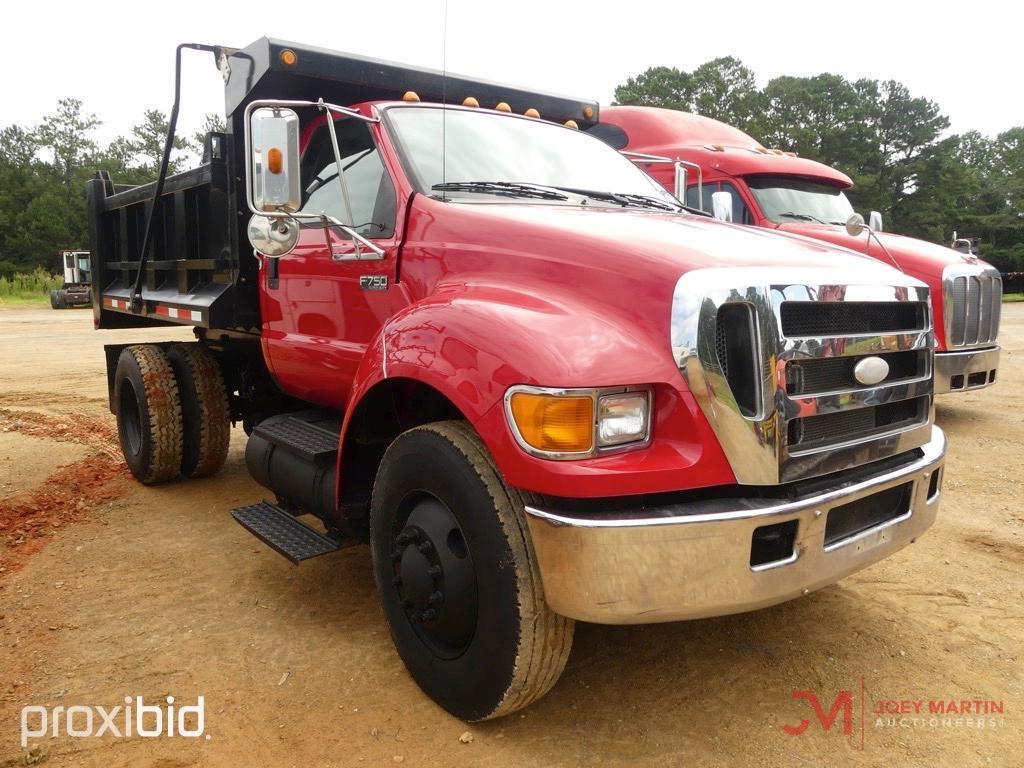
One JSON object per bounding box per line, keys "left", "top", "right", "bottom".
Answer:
{"left": 114, "top": 343, "right": 230, "bottom": 484}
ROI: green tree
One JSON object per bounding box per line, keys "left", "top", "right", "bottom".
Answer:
{"left": 613, "top": 66, "right": 693, "bottom": 111}
{"left": 35, "top": 98, "right": 100, "bottom": 186}
{"left": 128, "top": 109, "right": 192, "bottom": 175}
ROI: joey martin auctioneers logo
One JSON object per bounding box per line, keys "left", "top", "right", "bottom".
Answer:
{"left": 21, "top": 696, "right": 206, "bottom": 748}
{"left": 782, "top": 680, "right": 1006, "bottom": 751}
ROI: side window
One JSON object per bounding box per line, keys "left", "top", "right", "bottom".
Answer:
{"left": 300, "top": 119, "right": 397, "bottom": 239}
{"left": 686, "top": 181, "right": 752, "bottom": 225}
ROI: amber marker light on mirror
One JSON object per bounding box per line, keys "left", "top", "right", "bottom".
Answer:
{"left": 279, "top": 49, "right": 297, "bottom": 66}
{"left": 509, "top": 393, "right": 594, "bottom": 453}
{"left": 266, "top": 148, "right": 283, "bottom": 174}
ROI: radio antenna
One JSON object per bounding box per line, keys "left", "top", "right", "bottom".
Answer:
{"left": 441, "top": 0, "right": 448, "bottom": 197}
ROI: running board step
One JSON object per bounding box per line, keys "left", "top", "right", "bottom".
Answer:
{"left": 231, "top": 501, "right": 341, "bottom": 564}
{"left": 252, "top": 412, "right": 339, "bottom": 464}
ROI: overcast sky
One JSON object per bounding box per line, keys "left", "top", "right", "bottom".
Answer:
{"left": 3, "top": 0, "right": 1020, "bottom": 149}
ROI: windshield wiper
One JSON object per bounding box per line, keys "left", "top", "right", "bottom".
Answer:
{"left": 545, "top": 186, "right": 686, "bottom": 213}
{"left": 777, "top": 211, "right": 827, "bottom": 224}
{"left": 432, "top": 181, "right": 569, "bottom": 201}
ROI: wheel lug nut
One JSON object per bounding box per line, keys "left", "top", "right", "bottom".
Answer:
{"left": 428, "top": 591, "right": 443, "bottom": 606}
{"left": 417, "top": 541, "right": 433, "bottom": 554}
{"left": 420, "top": 608, "right": 437, "bottom": 622}
{"left": 396, "top": 533, "right": 410, "bottom": 546}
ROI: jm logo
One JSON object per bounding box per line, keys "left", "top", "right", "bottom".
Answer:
{"left": 783, "top": 690, "right": 854, "bottom": 736}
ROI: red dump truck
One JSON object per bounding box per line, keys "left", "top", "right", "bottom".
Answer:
{"left": 87, "top": 39, "right": 945, "bottom": 720}
{"left": 594, "top": 106, "right": 1003, "bottom": 394}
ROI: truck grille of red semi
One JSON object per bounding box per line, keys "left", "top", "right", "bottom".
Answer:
{"left": 947, "top": 271, "right": 1001, "bottom": 347}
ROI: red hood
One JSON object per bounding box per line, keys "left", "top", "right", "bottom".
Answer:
{"left": 776, "top": 223, "right": 992, "bottom": 282}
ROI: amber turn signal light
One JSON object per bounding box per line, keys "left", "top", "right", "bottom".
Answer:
{"left": 266, "top": 147, "right": 283, "bottom": 174}
{"left": 509, "top": 393, "right": 593, "bottom": 453}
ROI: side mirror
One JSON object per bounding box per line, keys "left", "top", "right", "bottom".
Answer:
{"left": 674, "top": 164, "right": 688, "bottom": 203}
{"left": 845, "top": 212, "right": 867, "bottom": 237}
{"left": 247, "top": 215, "right": 299, "bottom": 258}
{"left": 248, "top": 107, "right": 301, "bottom": 213}
{"left": 869, "top": 210, "right": 883, "bottom": 232}
{"left": 711, "top": 191, "right": 733, "bottom": 222}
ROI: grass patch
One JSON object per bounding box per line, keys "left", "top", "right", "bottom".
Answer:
{"left": 0, "top": 269, "right": 62, "bottom": 306}
{"left": 1004, "top": 293, "right": 1024, "bottom": 303}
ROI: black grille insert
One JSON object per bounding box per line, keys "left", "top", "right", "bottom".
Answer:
{"left": 781, "top": 302, "right": 926, "bottom": 337}
{"left": 785, "top": 350, "right": 927, "bottom": 395}
{"left": 715, "top": 303, "right": 760, "bottom": 418}
{"left": 788, "top": 397, "right": 927, "bottom": 449}
{"left": 824, "top": 482, "right": 912, "bottom": 547}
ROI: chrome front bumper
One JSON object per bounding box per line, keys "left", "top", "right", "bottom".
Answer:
{"left": 934, "top": 347, "right": 1000, "bottom": 393}
{"left": 524, "top": 428, "right": 945, "bottom": 624}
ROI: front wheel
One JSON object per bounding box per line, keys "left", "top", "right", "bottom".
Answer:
{"left": 370, "top": 420, "right": 574, "bottom": 721}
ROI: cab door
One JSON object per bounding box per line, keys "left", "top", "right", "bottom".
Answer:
{"left": 260, "top": 116, "right": 404, "bottom": 408}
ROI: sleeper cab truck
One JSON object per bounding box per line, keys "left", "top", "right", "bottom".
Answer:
{"left": 593, "top": 106, "right": 1002, "bottom": 395}
{"left": 86, "top": 39, "right": 946, "bottom": 721}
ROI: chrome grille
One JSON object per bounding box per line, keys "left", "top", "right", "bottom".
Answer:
{"left": 785, "top": 350, "right": 927, "bottom": 396}
{"left": 945, "top": 267, "right": 1002, "bottom": 347}
{"left": 788, "top": 396, "right": 927, "bottom": 449}
{"left": 781, "top": 301, "right": 926, "bottom": 337}
{"left": 671, "top": 268, "right": 935, "bottom": 485}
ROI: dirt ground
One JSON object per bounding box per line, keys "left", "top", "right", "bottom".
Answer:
{"left": 0, "top": 305, "right": 1021, "bottom": 767}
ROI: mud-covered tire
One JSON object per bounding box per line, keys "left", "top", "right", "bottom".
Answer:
{"left": 114, "top": 345, "right": 183, "bottom": 484}
{"left": 370, "top": 420, "right": 574, "bottom": 721}
{"left": 167, "top": 343, "right": 230, "bottom": 478}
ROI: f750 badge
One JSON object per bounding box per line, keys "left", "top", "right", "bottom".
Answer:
{"left": 360, "top": 275, "right": 388, "bottom": 291}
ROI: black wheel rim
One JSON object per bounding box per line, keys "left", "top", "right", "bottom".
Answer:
{"left": 118, "top": 379, "right": 143, "bottom": 457}
{"left": 390, "top": 495, "right": 478, "bottom": 659}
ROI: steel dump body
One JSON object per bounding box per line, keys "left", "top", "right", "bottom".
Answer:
{"left": 86, "top": 38, "right": 599, "bottom": 334}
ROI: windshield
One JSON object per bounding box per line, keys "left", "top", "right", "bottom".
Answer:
{"left": 746, "top": 175, "right": 854, "bottom": 225}
{"left": 384, "top": 106, "right": 679, "bottom": 206}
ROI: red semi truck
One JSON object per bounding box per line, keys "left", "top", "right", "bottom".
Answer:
{"left": 87, "top": 39, "right": 946, "bottom": 720}
{"left": 595, "top": 106, "right": 1003, "bottom": 394}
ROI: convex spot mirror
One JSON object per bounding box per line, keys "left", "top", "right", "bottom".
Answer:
{"left": 845, "top": 212, "right": 867, "bottom": 237}
{"left": 249, "top": 107, "right": 301, "bottom": 213}
{"left": 711, "top": 191, "right": 733, "bottom": 222}
{"left": 248, "top": 215, "right": 299, "bottom": 258}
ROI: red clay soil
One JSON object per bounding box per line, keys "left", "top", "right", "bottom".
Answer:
{"left": 0, "top": 409, "right": 128, "bottom": 576}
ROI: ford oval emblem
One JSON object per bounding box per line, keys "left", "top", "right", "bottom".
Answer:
{"left": 854, "top": 356, "right": 890, "bottom": 386}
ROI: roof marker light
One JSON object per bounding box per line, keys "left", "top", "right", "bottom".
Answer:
{"left": 583, "top": 106, "right": 594, "bottom": 120}
{"left": 564, "top": 119, "right": 579, "bottom": 130}
{"left": 462, "top": 96, "right": 479, "bottom": 107}
{"left": 402, "top": 91, "right": 420, "bottom": 102}
{"left": 495, "top": 102, "right": 512, "bottom": 112}
{"left": 524, "top": 108, "right": 540, "bottom": 118}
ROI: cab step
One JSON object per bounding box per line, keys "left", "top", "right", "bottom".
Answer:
{"left": 231, "top": 500, "right": 341, "bottom": 564}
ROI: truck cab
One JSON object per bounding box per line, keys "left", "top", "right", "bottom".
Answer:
{"left": 87, "top": 39, "right": 945, "bottom": 722}
{"left": 50, "top": 249, "right": 92, "bottom": 309}
{"left": 596, "top": 106, "right": 1002, "bottom": 393}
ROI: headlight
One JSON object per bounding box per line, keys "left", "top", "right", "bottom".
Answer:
{"left": 505, "top": 386, "right": 652, "bottom": 459}
{"left": 597, "top": 392, "right": 650, "bottom": 447}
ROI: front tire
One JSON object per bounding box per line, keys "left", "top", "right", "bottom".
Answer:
{"left": 114, "top": 345, "right": 183, "bottom": 484}
{"left": 370, "top": 420, "right": 574, "bottom": 721}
